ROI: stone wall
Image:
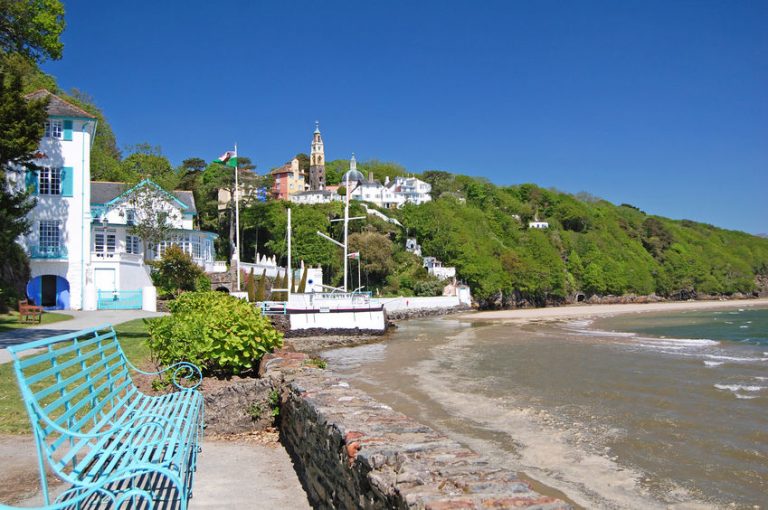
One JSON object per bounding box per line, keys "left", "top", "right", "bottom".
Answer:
{"left": 261, "top": 350, "right": 571, "bottom": 510}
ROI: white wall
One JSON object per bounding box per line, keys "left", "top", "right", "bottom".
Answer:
{"left": 24, "top": 118, "right": 94, "bottom": 309}
{"left": 381, "top": 296, "right": 462, "bottom": 312}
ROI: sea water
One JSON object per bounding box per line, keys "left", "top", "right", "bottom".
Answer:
{"left": 322, "top": 307, "right": 768, "bottom": 509}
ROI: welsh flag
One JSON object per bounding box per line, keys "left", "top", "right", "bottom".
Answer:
{"left": 347, "top": 252, "right": 360, "bottom": 260}
{"left": 213, "top": 150, "right": 238, "bottom": 168}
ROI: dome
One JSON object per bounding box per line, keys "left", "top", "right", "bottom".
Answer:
{"left": 341, "top": 169, "right": 365, "bottom": 183}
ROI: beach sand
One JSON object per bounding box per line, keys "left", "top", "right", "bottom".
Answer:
{"left": 455, "top": 297, "right": 768, "bottom": 323}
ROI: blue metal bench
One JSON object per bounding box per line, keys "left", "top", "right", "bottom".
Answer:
{"left": 8, "top": 324, "right": 204, "bottom": 510}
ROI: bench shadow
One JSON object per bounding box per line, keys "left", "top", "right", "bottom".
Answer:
{"left": 55, "top": 471, "right": 184, "bottom": 509}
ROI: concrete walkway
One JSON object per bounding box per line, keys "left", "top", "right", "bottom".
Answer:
{"left": 0, "top": 436, "right": 311, "bottom": 509}
{"left": 0, "top": 309, "right": 165, "bottom": 364}
{"left": 190, "top": 440, "right": 311, "bottom": 509}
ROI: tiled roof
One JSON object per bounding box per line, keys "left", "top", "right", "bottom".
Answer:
{"left": 270, "top": 163, "right": 293, "bottom": 175}
{"left": 24, "top": 90, "right": 97, "bottom": 119}
{"left": 90, "top": 181, "right": 197, "bottom": 213}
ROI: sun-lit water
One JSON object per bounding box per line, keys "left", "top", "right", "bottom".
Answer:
{"left": 322, "top": 307, "right": 768, "bottom": 509}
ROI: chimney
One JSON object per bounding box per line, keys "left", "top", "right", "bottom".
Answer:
{"left": 385, "top": 176, "right": 390, "bottom": 185}
{"left": 368, "top": 171, "right": 374, "bottom": 182}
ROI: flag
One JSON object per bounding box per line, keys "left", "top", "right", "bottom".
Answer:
{"left": 347, "top": 252, "right": 360, "bottom": 260}
{"left": 213, "top": 150, "right": 238, "bottom": 168}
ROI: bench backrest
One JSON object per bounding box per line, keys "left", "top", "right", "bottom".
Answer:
{"left": 8, "top": 324, "right": 139, "bottom": 476}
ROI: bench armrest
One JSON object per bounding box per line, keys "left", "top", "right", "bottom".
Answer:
{"left": 127, "top": 361, "right": 203, "bottom": 390}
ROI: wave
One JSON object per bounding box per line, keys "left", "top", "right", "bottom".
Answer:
{"left": 704, "top": 361, "right": 724, "bottom": 367}
{"left": 735, "top": 394, "right": 760, "bottom": 400}
{"left": 714, "top": 384, "right": 765, "bottom": 392}
{"left": 635, "top": 337, "right": 719, "bottom": 346}
{"left": 705, "top": 354, "right": 768, "bottom": 362}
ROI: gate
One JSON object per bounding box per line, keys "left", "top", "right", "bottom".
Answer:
{"left": 97, "top": 289, "right": 143, "bottom": 310}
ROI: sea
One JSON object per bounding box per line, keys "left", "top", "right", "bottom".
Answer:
{"left": 322, "top": 306, "right": 768, "bottom": 509}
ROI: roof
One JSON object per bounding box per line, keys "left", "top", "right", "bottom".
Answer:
{"left": 292, "top": 189, "right": 338, "bottom": 197}
{"left": 24, "top": 90, "right": 97, "bottom": 119}
{"left": 91, "top": 181, "right": 197, "bottom": 213}
{"left": 270, "top": 163, "right": 293, "bottom": 175}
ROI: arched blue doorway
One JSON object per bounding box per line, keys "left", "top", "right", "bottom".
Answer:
{"left": 27, "top": 275, "right": 70, "bottom": 310}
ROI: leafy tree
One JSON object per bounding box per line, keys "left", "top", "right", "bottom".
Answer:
{"left": 0, "top": 70, "right": 48, "bottom": 310}
{"left": 348, "top": 231, "right": 395, "bottom": 288}
{"left": 0, "top": 0, "right": 65, "bottom": 63}
{"left": 151, "top": 245, "right": 205, "bottom": 297}
{"left": 121, "top": 143, "right": 179, "bottom": 189}
{"left": 126, "top": 183, "right": 180, "bottom": 261}
{"left": 421, "top": 170, "right": 456, "bottom": 198}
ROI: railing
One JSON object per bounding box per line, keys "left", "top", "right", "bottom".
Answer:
{"left": 97, "top": 289, "right": 143, "bottom": 310}
{"left": 260, "top": 301, "right": 287, "bottom": 315}
{"left": 29, "top": 245, "right": 67, "bottom": 259}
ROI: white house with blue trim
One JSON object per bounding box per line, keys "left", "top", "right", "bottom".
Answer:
{"left": 16, "top": 90, "right": 219, "bottom": 311}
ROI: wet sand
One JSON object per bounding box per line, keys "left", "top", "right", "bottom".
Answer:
{"left": 456, "top": 298, "right": 768, "bottom": 323}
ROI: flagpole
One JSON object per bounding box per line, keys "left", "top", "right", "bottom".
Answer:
{"left": 357, "top": 256, "right": 361, "bottom": 292}
{"left": 234, "top": 143, "right": 241, "bottom": 291}
{"left": 343, "top": 173, "right": 350, "bottom": 292}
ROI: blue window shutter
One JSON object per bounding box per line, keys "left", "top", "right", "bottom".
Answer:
{"left": 61, "top": 167, "right": 74, "bottom": 197}
{"left": 63, "top": 120, "right": 73, "bottom": 141}
{"left": 25, "top": 169, "right": 38, "bottom": 195}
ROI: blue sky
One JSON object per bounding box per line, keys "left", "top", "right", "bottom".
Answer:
{"left": 45, "top": 1, "right": 767, "bottom": 233}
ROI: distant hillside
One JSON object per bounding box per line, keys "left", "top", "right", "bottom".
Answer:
{"left": 386, "top": 173, "right": 768, "bottom": 307}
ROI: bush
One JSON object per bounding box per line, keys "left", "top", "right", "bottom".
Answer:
{"left": 150, "top": 245, "right": 206, "bottom": 297}
{"left": 146, "top": 291, "right": 283, "bottom": 376}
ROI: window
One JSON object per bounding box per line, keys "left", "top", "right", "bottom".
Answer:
{"left": 39, "top": 221, "right": 60, "bottom": 249}
{"left": 39, "top": 167, "right": 61, "bottom": 195}
{"left": 126, "top": 235, "right": 141, "bottom": 254}
{"left": 94, "top": 230, "right": 116, "bottom": 256}
{"left": 126, "top": 209, "right": 136, "bottom": 226}
{"left": 192, "top": 237, "right": 201, "bottom": 259}
{"left": 44, "top": 120, "right": 63, "bottom": 139}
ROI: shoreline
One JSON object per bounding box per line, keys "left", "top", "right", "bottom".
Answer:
{"left": 454, "top": 297, "right": 768, "bottom": 323}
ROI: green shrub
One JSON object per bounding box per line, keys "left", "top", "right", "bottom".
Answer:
{"left": 195, "top": 274, "right": 211, "bottom": 292}
{"left": 150, "top": 245, "right": 206, "bottom": 297}
{"left": 147, "top": 291, "right": 283, "bottom": 376}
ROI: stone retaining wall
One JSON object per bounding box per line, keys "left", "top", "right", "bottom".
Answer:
{"left": 260, "top": 350, "right": 571, "bottom": 510}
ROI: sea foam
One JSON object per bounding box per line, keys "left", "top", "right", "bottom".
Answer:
{"left": 714, "top": 384, "right": 765, "bottom": 392}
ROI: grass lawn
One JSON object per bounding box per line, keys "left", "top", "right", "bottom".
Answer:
{"left": 0, "top": 318, "right": 154, "bottom": 435}
{"left": 0, "top": 311, "right": 74, "bottom": 333}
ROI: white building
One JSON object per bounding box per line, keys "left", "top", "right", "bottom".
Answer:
{"left": 340, "top": 155, "right": 431, "bottom": 209}
{"left": 423, "top": 256, "right": 456, "bottom": 280}
{"left": 386, "top": 176, "right": 432, "bottom": 205}
{"left": 289, "top": 189, "right": 341, "bottom": 205}
{"left": 14, "top": 90, "right": 219, "bottom": 310}
{"left": 528, "top": 221, "right": 549, "bottom": 229}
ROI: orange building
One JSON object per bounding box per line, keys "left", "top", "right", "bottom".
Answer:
{"left": 270, "top": 157, "right": 307, "bottom": 200}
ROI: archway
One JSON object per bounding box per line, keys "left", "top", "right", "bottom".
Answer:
{"left": 215, "top": 286, "right": 230, "bottom": 293}
{"left": 27, "top": 275, "right": 70, "bottom": 309}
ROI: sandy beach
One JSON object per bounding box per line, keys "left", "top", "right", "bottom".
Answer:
{"left": 455, "top": 297, "right": 768, "bottom": 323}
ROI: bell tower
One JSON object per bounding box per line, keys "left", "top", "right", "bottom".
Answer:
{"left": 309, "top": 121, "right": 325, "bottom": 190}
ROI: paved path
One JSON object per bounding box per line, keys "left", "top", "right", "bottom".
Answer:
{"left": 0, "top": 436, "right": 311, "bottom": 509}
{"left": 0, "top": 309, "right": 165, "bottom": 364}
{"left": 190, "top": 440, "right": 311, "bottom": 509}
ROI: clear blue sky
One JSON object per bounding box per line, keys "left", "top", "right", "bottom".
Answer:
{"left": 45, "top": 1, "right": 767, "bottom": 234}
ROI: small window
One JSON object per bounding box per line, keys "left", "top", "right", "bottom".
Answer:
{"left": 126, "top": 235, "right": 141, "bottom": 254}
{"left": 126, "top": 209, "right": 136, "bottom": 226}
{"left": 44, "top": 120, "right": 63, "bottom": 139}
{"left": 39, "top": 167, "right": 61, "bottom": 195}
{"left": 39, "top": 220, "right": 61, "bottom": 248}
